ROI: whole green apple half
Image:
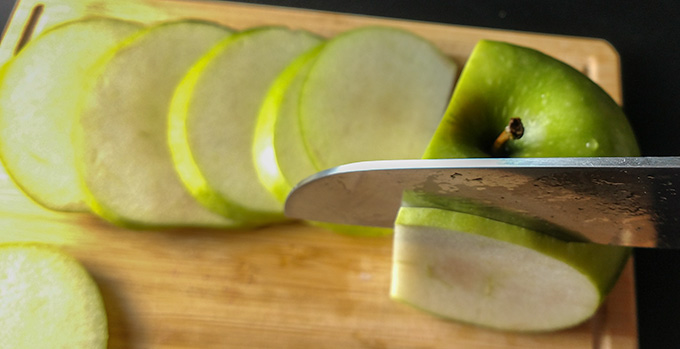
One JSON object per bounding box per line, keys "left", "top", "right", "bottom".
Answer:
{"left": 0, "top": 243, "right": 107, "bottom": 348}
{"left": 390, "top": 40, "right": 640, "bottom": 332}
{"left": 425, "top": 40, "right": 639, "bottom": 159}
{"left": 74, "top": 20, "right": 238, "bottom": 228}
{"left": 0, "top": 17, "right": 143, "bottom": 212}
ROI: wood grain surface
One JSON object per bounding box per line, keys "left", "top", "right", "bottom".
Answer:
{"left": 0, "top": 0, "right": 637, "bottom": 348}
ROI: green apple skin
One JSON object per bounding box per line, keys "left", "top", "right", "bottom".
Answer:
{"left": 0, "top": 243, "right": 108, "bottom": 348}
{"left": 391, "top": 40, "right": 640, "bottom": 331}
{"left": 425, "top": 40, "right": 640, "bottom": 159}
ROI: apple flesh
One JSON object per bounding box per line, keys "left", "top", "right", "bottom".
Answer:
{"left": 391, "top": 40, "right": 639, "bottom": 331}
{"left": 0, "top": 17, "right": 143, "bottom": 212}
{"left": 168, "top": 27, "right": 322, "bottom": 226}
{"left": 299, "top": 26, "right": 457, "bottom": 171}
{"left": 392, "top": 207, "right": 630, "bottom": 332}
{"left": 74, "top": 20, "right": 238, "bottom": 228}
{"left": 0, "top": 243, "right": 107, "bottom": 348}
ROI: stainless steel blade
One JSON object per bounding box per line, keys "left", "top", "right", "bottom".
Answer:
{"left": 284, "top": 157, "right": 680, "bottom": 248}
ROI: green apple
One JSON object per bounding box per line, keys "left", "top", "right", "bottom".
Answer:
{"left": 73, "top": 20, "right": 239, "bottom": 228}
{"left": 390, "top": 40, "right": 640, "bottom": 331}
{"left": 424, "top": 40, "right": 639, "bottom": 159}
{"left": 168, "top": 27, "right": 321, "bottom": 226}
{"left": 299, "top": 27, "right": 457, "bottom": 171}
{"left": 0, "top": 243, "right": 107, "bottom": 348}
{"left": 0, "top": 17, "right": 143, "bottom": 212}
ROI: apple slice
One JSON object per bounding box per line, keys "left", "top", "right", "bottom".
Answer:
{"left": 390, "top": 40, "right": 640, "bottom": 331}
{"left": 0, "top": 17, "right": 143, "bottom": 212}
{"left": 168, "top": 27, "right": 322, "bottom": 225}
{"left": 74, "top": 20, "right": 238, "bottom": 228}
{"left": 298, "top": 26, "right": 457, "bottom": 171}
{"left": 253, "top": 44, "right": 324, "bottom": 203}
{"left": 391, "top": 206, "right": 630, "bottom": 332}
{"left": 0, "top": 243, "right": 107, "bottom": 347}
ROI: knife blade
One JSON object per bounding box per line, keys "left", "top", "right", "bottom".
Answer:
{"left": 284, "top": 157, "right": 680, "bottom": 248}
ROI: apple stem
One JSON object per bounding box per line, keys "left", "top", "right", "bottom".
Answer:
{"left": 492, "top": 117, "right": 524, "bottom": 155}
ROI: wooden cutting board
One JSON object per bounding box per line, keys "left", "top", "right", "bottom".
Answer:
{"left": 0, "top": 0, "right": 638, "bottom": 348}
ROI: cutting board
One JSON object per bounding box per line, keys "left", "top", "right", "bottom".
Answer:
{"left": 0, "top": 0, "right": 637, "bottom": 348}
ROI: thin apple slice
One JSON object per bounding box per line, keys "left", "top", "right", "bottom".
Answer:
{"left": 74, "top": 20, "right": 237, "bottom": 228}
{"left": 168, "top": 27, "right": 322, "bottom": 225}
{"left": 0, "top": 17, "right": 143, "bottom": 212}
{"left": 0, "top": 243, "right": 107, "bottom": 347}
{"left": 391, "top": 206, "right": 630, "bottom": 332}
{"left": 253, "top": 44, "right": 324, "bottom": 203}
{"left": 298, "top": 26, "right": 457, "bottom": 171}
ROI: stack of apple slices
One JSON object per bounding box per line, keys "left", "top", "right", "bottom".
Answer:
{"left": 0, "top": 18, "right": 457, "bottom": 230}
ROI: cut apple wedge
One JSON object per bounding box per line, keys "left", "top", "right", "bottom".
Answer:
{"left": 0, "top": 243, "right": 107, "bottom": 348}
{"left": 74, "top": 20, "right": 238, "bottom": 228}
{"left": 0, "top": 17, "right": 143, "bottom": 212}
{"left": 168, "top": 27, "right": 322, "bottom": 225}
{"left": 298, "top": 26, "right": 457, "bottom": 171}
{"left": 391, "top": 207, "right": 631, "bottom": 332}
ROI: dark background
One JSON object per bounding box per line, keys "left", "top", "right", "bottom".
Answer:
{"left": 1, "top": 0, "right": 678, "bottom": 347}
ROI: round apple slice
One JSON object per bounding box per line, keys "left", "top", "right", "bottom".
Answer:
{"left": 0, "top": 17, "right": 143, "bottom": 212}
{"left": 299, "top": 26, "right": 457, "bottom": 171}
{"left": 0, "top": 243, "right": 107, "bottom": 347}
{"left": 168, "top": 27, "right": 322, "bottom": 225}
{"left": 74, "top": 20, "right": 237, "bottom": 228}
{"left": 391, "top": 206, "right": 631, "bottom": 332}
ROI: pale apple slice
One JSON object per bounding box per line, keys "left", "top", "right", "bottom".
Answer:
{"left": 74, "top": 20, "right": 238, "bottom": 228}
{"left": 0, "top": 17, "right": 143, "bottom": 212}
{"left": 391, "top": 206, "right": 631, "bottom": 332}
{"left": 253, "top": 44, "right": 324, "bottom": 203}
{"left": 168, "top": 27, "right": 321, "bottom": 225}
{"left": 298, "top": 26, "right": 457, "bottom": 171}
{"left": 0, "top": 243, "right": 107, "bottom": 347}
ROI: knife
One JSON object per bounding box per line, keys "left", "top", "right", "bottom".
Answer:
{"left": 284, "top": 157, "right": 680, "bottom": 248}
